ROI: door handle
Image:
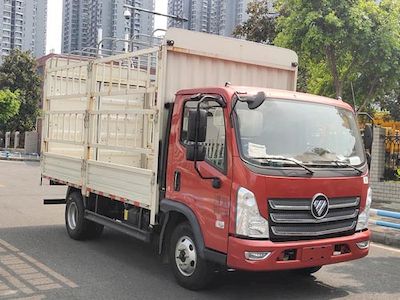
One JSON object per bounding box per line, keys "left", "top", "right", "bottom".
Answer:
{"left": 174, "top": 171, "right": 181, "bottom": 191}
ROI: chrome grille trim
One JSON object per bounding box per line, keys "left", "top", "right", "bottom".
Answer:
{"left": 270, "top": 209, "right": 359, "bottom": 224}
{"left": 271, "top": 221, "right": 357, "bottom": 236}
{"left": 268, "top": 196, "right": 360, "bottom": 241}
{"left": 330, "top": 197, "right": 360, "bottom": 209}
{"left": 269, "top": 202, "right": 310, "bottom": 210}
{"left": 268, "top": 197, "right": 360, "bottom": 211}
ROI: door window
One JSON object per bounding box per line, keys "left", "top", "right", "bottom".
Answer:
{"left": 181, "top": 100, "right": 226, "bottom": 171}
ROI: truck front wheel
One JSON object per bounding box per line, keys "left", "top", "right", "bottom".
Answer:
{"left": 169, "top": 222, "right": 214, "bottom": 290}
{"left": 65, "top": 191, "right": 104, "bottom": 240}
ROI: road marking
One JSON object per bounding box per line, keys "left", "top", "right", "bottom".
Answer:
{"left": 36, "top": 283, "right": 62, "bottom": 291}
{"left": 0, "top": 266, "right": 34, "bottom": 294}
{"left": 371, "top": 242, "right": 400, "bottom": 253}
{"left": 0, "top": 239, "right": 19, "bottom": 252}
{"left": 12, "top": 295, "right": 46, "bottom": 300}
{"left": 18, "top": 253, "right": 78, "bottom": 288}
{"left": 0, "top": 280, "right": 18, "bottom": 298}
{"left": 27, "top": 278, "right": 54, "bottom": 286}
{"left": 20, "top": 273, "right": 47, "bottom": 280}
{"left": 0, "top": 289, "right": 18, "bottom": 297}
{"left": 0, "top": 238, "right": 78, "bottom": 298}
{"left": 11, "top": 263, "right": 34, "bottom": 270}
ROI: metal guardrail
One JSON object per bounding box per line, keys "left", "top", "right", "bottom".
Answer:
{"left": 370, "top": 208, "right": 400, "bottom": 230}
{"left": 384, "top": 134, "right": 400, "bottom": 181}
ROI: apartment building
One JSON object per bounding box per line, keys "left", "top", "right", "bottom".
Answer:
{"left": 167, "top": 0, "right": 267, "bottom": 37}
{"left": 62, "top": 0, "right": 155, "bottom": 54}
{"left": 0, "top": 0, "right": 47, "bottom": 60}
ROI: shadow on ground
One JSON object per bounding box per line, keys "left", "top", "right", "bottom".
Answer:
{"left": 1, "top": 225, "right": 399, "bottom": 299}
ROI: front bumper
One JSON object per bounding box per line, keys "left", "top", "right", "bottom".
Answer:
{"left": 227, "top": 230, "right": 370, "bottom": 271}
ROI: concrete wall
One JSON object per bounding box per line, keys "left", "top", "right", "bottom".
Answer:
{"left": 24, "top": 132, "right": 39, "bottom": 154}
{"left": 370, "top": 127, "right": 400, "bottom": 211}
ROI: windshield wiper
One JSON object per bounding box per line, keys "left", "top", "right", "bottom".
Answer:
{"left": 250, "top": 156, "right": 314, "bottom": 175}
{"left": 311, "top": 159, "right": 363, "bottom": 175}
{"left": 332, "top": 160, "right": 363, "bottom": 175}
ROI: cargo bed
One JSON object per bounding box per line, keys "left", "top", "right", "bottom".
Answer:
{"left": 41, "top": 29, "right": 298, "bottom": 225}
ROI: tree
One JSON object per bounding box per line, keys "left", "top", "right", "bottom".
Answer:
{"left": 0, "top": 50, "right": 42, "bottom": 131}
{"left": 233, "top": 0, "right": 277, "bottom": 44}
{"left": 274, "top": 0, "right": 400, "bottom": 111}
{"left": 0, "top": 89, "right": 20, "bottom": 124}
{"left": 379, "top": 89, "right": 400, "bottom": 121}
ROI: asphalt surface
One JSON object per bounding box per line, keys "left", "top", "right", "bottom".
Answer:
{"left": 1, "top": 160, "right": 400, "bottom": 300}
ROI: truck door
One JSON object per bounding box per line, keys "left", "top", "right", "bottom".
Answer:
{"left": 166, "top": 95, "right": 232, "bottom": 253}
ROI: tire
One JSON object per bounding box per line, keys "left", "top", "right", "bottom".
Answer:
{"left": 65, "top": 191, "right": 104, "bottom": 240}
{"left": 169, "top": 222, "right": 214, "bottom": 290}
{"left": 293, "top": 266, "right": 322, "bottom": 275}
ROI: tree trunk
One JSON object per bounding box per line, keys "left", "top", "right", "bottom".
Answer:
{"left": 325, "top": 45, "right": 342, "bottom": 98}
{"left": 357, "top": 78, "right": 378, "bottom": 112}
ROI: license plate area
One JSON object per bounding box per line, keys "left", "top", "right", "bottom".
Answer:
{"left": 302, "top": 245, "right": 332, "bottom": 263}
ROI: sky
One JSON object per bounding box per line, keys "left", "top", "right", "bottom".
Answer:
{"left": 46, "top": 0, "right": 168, "bottom": 54}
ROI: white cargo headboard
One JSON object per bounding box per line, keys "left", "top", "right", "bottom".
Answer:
{"left": 162, "top": 28, "right": 298, "bottom": 102}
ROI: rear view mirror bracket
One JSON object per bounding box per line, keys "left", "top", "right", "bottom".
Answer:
{"left": 186, "top": 95, "right": 224, "bottom": 189}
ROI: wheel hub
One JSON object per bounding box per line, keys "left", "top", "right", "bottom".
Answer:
{"left": 67, "top": 202, "right": 78, "bottom": 230}
{"left": 175, "top": 236, "right": 197, "bottom": 277}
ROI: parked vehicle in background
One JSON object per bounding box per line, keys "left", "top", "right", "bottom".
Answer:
{"left": 41, "top": 29, "right": 371, "bottom": 290}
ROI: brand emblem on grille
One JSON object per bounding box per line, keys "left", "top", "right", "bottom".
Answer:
{"left": 311, "top": 194, "right": 329, "bottom": 219}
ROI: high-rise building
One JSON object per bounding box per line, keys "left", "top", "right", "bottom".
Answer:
{"left": 168, "top": 0, "right": 216, "bottom": 32}
{"left": 168, "top": 0, "right": 272, "bottom": 37}
{"left": 62, "top": 0, "right": 155, "bottom": 54}
{"left": 0, "top": 0, "right": 47, "bottom": 61}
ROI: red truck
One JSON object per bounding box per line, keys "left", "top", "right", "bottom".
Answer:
{"left": 41, "top": 29, "right": 372, "bottom": 290}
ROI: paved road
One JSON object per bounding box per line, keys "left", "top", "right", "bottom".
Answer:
{"left": 1, "top": 161, "right": 400, "bottom": 300}
{"left": 0, "top": 161, "right": 66, "bottom": 228}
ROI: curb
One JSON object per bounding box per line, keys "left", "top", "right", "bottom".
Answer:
{"left": 0, "top": 157, "right": 40, "bottom": 162}
{"left": 369, "top": 223, "right": 400, "bottom": 248}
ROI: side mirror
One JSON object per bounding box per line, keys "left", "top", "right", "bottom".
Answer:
{"left": 186, "top": 144, "right": 206, "bottom": 161}
{"left": 363, "top": 124, "right": 373, "bottom": 151}
{"left": 187, "top": 109, "right": 207, "bottom": 142}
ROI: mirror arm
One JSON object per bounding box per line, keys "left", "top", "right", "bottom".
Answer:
{"left": 229, "top": 94, "right": 239, "bottom": 128}
{"left": 357, "top": 112, "right": 374, "bottom": 125}
{"left": 193, "top": 161, "right": 221, "bottom": 189}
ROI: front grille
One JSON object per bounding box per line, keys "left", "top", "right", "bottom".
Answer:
{"left": 268, "top": 197, "right": 360, "bottom": 242}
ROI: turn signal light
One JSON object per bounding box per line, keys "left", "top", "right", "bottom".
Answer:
{"left": 356, "top": 240, "right": 370, "bottom": 249}
{"left": 245, "top": 251, "right": 271, "bottom": 261}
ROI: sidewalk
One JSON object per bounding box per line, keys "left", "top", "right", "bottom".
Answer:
{"left": 0, "top": 150, "right": 39, "bottom": 161}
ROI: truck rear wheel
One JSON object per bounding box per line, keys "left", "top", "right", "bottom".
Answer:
{"left": 65, "top": 191, "right": 104, "bottom": 240}
{"left": 169, "top": 222, "right": 214, "bottom": 290}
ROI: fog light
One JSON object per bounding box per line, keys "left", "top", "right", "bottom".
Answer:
{"left": 356, "top": 240, "right": 370, "bottom": 249}
{"left": 245, "top": 251, "right": 271, "bottom": 261}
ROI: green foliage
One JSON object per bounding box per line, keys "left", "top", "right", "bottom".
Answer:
{"left": 274, "top": 0, "right": 400, "bottom": 110}
{"left": 0, "top": 89, "right": 21, "bottom": 124}
{"left": 233, "top": 0, "right": 277, "bottom": 44}
{"left": 379, "top": 89, "right": 400, "bottom": 121}
{"left": 0, "top": 49, "right": 42, "bottom": 131}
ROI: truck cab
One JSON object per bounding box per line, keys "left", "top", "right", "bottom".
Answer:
{"left": 161, "top": 86, "right": 370, "bottom": 287}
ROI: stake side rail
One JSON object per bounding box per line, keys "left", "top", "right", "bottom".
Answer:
{"left": 42, "top": 47, "right": 163, "bottom": 224}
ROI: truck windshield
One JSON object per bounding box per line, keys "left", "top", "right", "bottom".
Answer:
{"left": 234, "top": 98, "right": 365, "bottom": 167}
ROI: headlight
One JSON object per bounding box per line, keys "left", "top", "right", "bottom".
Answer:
{"left": 236, "top": 187, "right": 269, "bottom": 238}
{"left": 356, "top": 187, "right": 372, "bottom": 231}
